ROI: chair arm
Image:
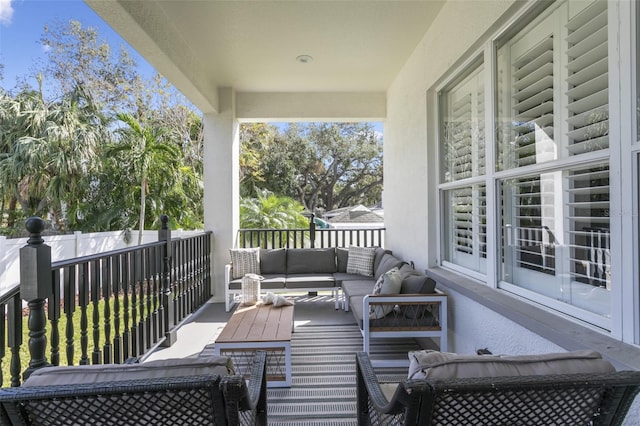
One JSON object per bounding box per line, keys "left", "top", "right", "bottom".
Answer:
{"left": 356, "top": 352, "right": 424, "bottom": 424}
{"left": 362, "top": 292, "right": 447, "bottom": 327}
{"left": 220, "top": 351, "right": 268, "bottom": 426}
{"left": 0, "top": 375, "right": 226, "bottom": 425}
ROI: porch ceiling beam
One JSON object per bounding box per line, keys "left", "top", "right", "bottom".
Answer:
{"left": 85, "top": 0, "right": 219, "bottom": 114}
{"left": 236, "top": 92, "right": 386, "bottom": 122}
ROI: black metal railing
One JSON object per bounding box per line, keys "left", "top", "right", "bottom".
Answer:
{"left": 237, "top": 225, "right": 385, "bottom": 249}
{"left": 0, "top": 215, "right": 211, "bottom": 387}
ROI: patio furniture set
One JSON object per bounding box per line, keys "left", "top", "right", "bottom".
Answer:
{"left": 225, "top": 246, "right": 448, "bottom": 361}
{"left": 1, "top": 246, "right": 639, "bottom": 424}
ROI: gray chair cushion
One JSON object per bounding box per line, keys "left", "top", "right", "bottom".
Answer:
{"left": 374, "top": 253, "right": 405, "bottom": 280}
{"left": 23, "top": 356, "right": 235, "bottom": 387}
{"left": 286, "top": 248, "right": 337, "bottom": 274}
{"left": 407, "top": 350, "right": 616, "bottom": 380}
{"left": 260, "top": 248, "right": 287, "bottom": 274}
{"left": 285, "top": 274, "right": 335, "bottom": 289}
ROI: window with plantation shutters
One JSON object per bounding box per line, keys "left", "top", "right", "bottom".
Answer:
{"left": 566, "top": 1, "right": 608, "bottom": 154}
{"left": 497, "top": 13, "right": 556, "bottom": 171}
{"left": 439, "top": 0, "right": 617, "bottom": 326}
{"left": 443, "top": 184, "right": 487, "bottom": 274}
{"left": 497, "top": 0, "right": 608, "bottom": 169}
{"left": 567, "top": 164, "right": 610, "bottom": 291}
{"left": 503, "top": 175, "right": 557, "bottom": 276}
{"left": 441, "top": 66, "right": 485, "bottom": 182}
{"left": 495, "top": 0, "right": 611, "bottom": 322}
{"left": 440, "top": 64, "right": 487, "bottom": 275}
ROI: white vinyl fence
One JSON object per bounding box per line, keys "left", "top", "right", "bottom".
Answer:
{"left": 0, "top": 229, "right": 203, "bottom": 297}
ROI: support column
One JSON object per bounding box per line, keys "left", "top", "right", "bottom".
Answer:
{"left": 203, "top": 87, "right": 240, "bottom": 302}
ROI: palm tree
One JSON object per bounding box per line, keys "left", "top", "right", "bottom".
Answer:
{"left": 110, "top": 112, "right": 182, "bottom": 244}
{"left": 0, "top": 81, "right": 105, "bottom": 233}
{"left": 240, "top": 189, "right": 309, "bottom": 229}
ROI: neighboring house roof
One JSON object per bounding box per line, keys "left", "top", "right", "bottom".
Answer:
{"left": 326, "top": 205, "right": 384, "bottom": 225}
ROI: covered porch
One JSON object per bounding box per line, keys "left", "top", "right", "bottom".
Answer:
{"left": 4, "top": 0, "right": 640, "bottom": 422}
{"left": 81, "top": 0, "right": 640, "bottom": 372}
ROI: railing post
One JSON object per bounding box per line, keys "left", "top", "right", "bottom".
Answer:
{"left": 309, "top": 213, "right": 316, "bottom": 248}
{"left": 159, "top": 215, "right": 176, "bottom": 347}
{"left": 20, "top": 217, "right": 52, "bottom": 379}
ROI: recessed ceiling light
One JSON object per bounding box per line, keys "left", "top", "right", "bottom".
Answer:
{"left": 296, "top": 54, "right": 313, "bottom": 64}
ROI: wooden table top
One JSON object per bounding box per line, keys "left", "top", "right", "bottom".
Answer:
{"left": 215, "top": 302, "right": 294, "bottom": 344}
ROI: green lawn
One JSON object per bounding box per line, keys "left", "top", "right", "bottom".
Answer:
{"left": 2, "top": 296, "right": 155, "bottom": 387}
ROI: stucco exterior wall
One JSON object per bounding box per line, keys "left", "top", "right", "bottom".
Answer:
{"left": 384, "top": 1, "right": 640, "bottom": 420}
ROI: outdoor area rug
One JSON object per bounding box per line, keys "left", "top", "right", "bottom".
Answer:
{"left": 200, "top": 294, "right": 419, "bottom": 425}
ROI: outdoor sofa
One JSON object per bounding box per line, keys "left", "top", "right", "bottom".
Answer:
{"left": 0, "top": 352, "right": 267, "bottom": 426}
{"left": 225, "top": 246, "right": 394, "bottom": 312}
{"left": 356, "top": 349, "right": 640, "bottom": 425}
{"left": 226, "top": 246, "right": 448, "bottom": 358}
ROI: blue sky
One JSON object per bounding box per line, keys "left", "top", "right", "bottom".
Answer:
{"left": 0, "top": 0, "right": 155, "bottom": 91}
{"left": 0, "top": 0, "right": 383, "bottom": 133}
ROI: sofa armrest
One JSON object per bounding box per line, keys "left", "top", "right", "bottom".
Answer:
{"left": 361, "top": 291, "right": 448, "bottom": 353}
{"left": 225, "top": 263, "right": 233, "bottom": 285}
{"left": 362, "top": 291, "right": 447, "bottom": 327}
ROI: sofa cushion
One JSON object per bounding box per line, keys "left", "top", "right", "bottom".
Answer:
{"left": 342, "top": 280, "right": 376, "bottom": 298}
{"left": 229, "top": 274, "right": 286, "bottom": 290}
{"left": 370, "top": 267, "right": 402, "bottom": 319}
{"left": 229, "top": 248, "right": 260, "bottom": 279}
{"left": 23, "top": 356, "right": 235, "bottom": 387}
{"left": 333, "top": 272, "right": 371, "bottom": 286}
{"left": 260, "top": 248, "right": 286, "bottom": 274}
{"left": 286, "top": 274, "right": 335, "bottom": 289}
{"left": 336, "top": 247, "right": 349, "bottom": 273}
{"left": 397, "top": 263, "right": 419, "bottom": 281}
{"left": 287, "top": 248, "right": 336, "bottom": 274}
{"left": 407, "top": 350, "right": 616, "bottom": 381}
{"left": 347, "top": 246, "right": 376, "bottom": 277}
{"left": 373, "top": 247, "right": 391, "bottom": 273}
{"left": 401, "top": 275, "right": 436, "bottom": 295}
{"left": 374, "top": 253, "right": 405, "bottom": 280}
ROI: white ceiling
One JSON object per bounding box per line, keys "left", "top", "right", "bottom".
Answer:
{"left": 86, "top": 0, "right": 445, "bottom": 113}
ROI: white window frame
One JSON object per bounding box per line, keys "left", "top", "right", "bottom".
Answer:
{"left": 436, "top": 0, "right": 639, "bottom": 342}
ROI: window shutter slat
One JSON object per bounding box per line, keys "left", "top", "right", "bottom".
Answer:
{"left": 566, "top": 1, "right": 608, "bottom": 154}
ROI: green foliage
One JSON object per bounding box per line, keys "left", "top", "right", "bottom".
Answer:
{"left": 240, "top": 189, "right": 308, "bottom": 229}
{"left": 0, "top": 82, "right": 108, "bottom": 235}
{"left": 240, "top": 122, "right": 383, "bottom": 214}
{"left": 0, "top": 20, "right": 204, "bottom": 236}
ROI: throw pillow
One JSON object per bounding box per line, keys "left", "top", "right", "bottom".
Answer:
{"left": 369, "top": 267, "right": 402, "bottom": 319}
{"left": 346, "top": 246, "right": 376, "bottom": 277}
{"left": 407, "top": 349, "right": 616, "bottom": 380}
{"left": 229, "top": 248, "right": 260, "bottom": 279}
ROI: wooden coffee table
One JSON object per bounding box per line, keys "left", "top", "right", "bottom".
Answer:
{"left": 214, "top": 302, "right": 294, "bottom": 387}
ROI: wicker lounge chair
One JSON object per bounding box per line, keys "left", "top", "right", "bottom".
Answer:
{"left": 0, "top": 351, "right": 267, "bottom": 426}
{"left": 356, "top": 351, "right": 640, "bottom": 426}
